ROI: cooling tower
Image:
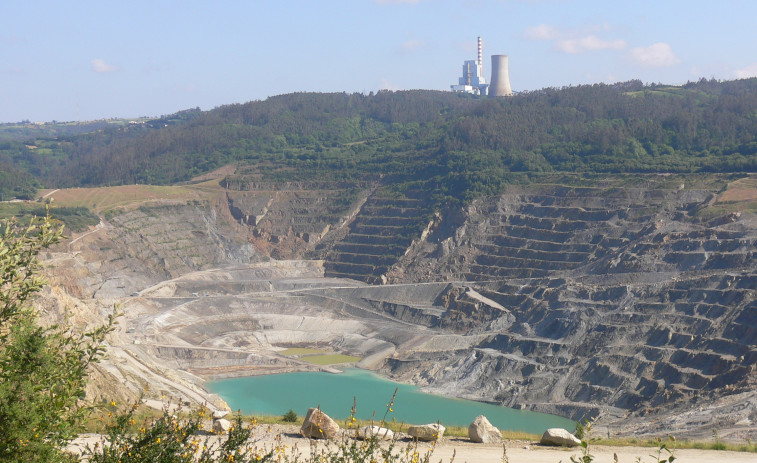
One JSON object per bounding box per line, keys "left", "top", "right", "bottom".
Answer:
{"left": 489, "top": 55, "right": 513, "bottom": 97}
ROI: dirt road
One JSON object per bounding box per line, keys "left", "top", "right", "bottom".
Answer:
{"left": 71, "top": 424, "right": 757, "bottom": 463}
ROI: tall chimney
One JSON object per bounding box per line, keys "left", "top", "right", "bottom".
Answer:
{"left": 489, "top": 55, "right": 513, "bottom": 97}
{"left": 477, "top": 36, "right": 483, "bottom": 74}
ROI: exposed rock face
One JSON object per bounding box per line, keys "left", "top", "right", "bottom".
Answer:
{"left": 540, "top": 428, "right": 581, "bottom": 447}
{"left": 408, "top": 423, "right": 445, "bottom": 441}
{"left": 356, "top": 425, "right": 394, "bottom": 441}
{"left": 375, "top": 182, "right": 757, "bottom": 439}
{"left": 300, "top": 408, "right": 339, "bottom": 439}
{"left": 40, "top": 176, "right": 757, "bottom": 442}
{"left": 468, "top": 415, "right": 503, "bottom": 443}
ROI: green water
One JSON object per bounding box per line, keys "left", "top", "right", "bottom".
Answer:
{"left": 207, "top": 368, "right": 575, "bottom": 435}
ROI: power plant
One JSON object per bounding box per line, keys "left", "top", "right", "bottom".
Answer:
{"left": 450, "top": 37, "right": 488, "bottom": 95}
{"left": 450, "top": 37, "right": 512, "bottom": 97}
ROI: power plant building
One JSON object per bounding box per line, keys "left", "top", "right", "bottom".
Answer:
{"left": 450, "top": 37, "right": 512, "bottom": 97}
{"left": 451, "top": 37, "right": 488, "bottom": 95}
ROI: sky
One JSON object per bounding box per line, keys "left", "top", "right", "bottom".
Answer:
{"left": 2, "top": 0, "right": 756, "bottom": 123}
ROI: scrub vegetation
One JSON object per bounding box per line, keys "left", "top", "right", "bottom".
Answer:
{"left": 2, "top": 79, "right": 757, "bottom": 210}
{"left": 0, "top": 213, "right": 116, "bottom": 462}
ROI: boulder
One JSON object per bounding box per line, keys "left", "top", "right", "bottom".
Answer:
{"left": 300, "top": 408, "right": 339, "bottom": 439}
{"left": 408, "top": 423, "right": 445, "bottom": 442}
{"left": 212, "top": 418, "right": 231, "bottom": 434}
{"left": 356, "top": 425, "right": 394, "bottom": 441}
{"left": 212, "top": 410, "right": 230, "bottom": 420}
{"left": 540, "top": 428, "right": 581, "bottom": 447}
{"left": 468, "top": 415, "right": 503, "bottom": 443}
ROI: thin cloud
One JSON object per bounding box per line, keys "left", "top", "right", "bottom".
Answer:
{"left": 91, "top": 58, "right": 121, "bottom": 73}
{"left": 400, "top": 38, "right": 427, "bottom": 52}
{"left": 524, "top": 23, "right": 626, "bottom": 54}
{"left": 523, "top": 24, "right": 559, "bottom": 40}
{"left": 556, "top": 35, "right": 626, "bottom": 54}
{"left": 734, "top": 63, "right": 757, "bottom": 79}
{"left": 628, "top": 43, "right": 680, "bottom": 67}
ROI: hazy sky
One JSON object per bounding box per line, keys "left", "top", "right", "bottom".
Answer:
{"left": 2, "top": 0, "right": 756, "bottom": 122}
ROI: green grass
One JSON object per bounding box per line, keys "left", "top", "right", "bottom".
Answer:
{"left": 300, "top": 354, "right": 361, "bottom": 365}
{"left": 586, "top": 436, "right": 757, "bottom": 452}
{"left": 279, "top": 348, "right": 360, "bottom": 365}
{"left": 279, "top": 348, "right": 328, "bottom": 356}
{"left": 440, "top": 424, "right": 538, "bottom": 441}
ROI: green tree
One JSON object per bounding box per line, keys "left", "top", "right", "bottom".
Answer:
{"left": 0, "top": 213, "right": 115, "bottom": 462}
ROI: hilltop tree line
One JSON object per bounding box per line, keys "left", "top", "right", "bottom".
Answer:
{"left": 1, "top": 78, "right": 756, "bottom": 203}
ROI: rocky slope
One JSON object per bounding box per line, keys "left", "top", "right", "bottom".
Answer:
{"left": 38, "top": 175, "right": 757, "bottom": 441}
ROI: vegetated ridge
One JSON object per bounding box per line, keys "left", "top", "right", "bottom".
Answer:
{"left": 6, "top": 78, "right": 757, "bottom": 442}
{"left": 2, "top": 78, "right": 757, "bottom": 201}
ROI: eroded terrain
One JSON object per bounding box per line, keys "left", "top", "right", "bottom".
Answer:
{"left": 40, "top": 176, "right": 757, "bottom": 442}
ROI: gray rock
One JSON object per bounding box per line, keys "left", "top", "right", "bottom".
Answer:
{"left": 212, "top": 418, "right": 231, "bottom": 434}
{"left": 300, "top": 408, "right": 339, "bottom": 439}
{"left": 356, "top": 425, "right": 394, "bottom": 441}
{"left": 408, "top": 423, "right": 445, "bottom": 441}
{"left": 468, "top": 415, "right": 503, "bottom": 443}
{"left": 540, "top": 428, "right": 581, "bottom": 447}
{"left": 212, "top": 410, "right": 230, "bottom": 420}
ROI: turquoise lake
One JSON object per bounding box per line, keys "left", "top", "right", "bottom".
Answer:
{"left": 207, "top": 368, "right": 575, "bottom": 434}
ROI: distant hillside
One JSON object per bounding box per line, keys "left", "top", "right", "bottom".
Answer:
{"left": 0, "top": 161, "right": 38, "bottom": 200}
{"left": 2, "top": 78, "right": 757, "bottom": 206}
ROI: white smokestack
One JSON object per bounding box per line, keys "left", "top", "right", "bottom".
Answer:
{"left": 477, "top": 36, "right": 483, "bottom": 71}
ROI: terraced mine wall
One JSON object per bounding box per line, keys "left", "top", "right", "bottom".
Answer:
{"left": 216, "top": 180, "right": 756, "bottom": 433}
{"left": 373, "top": 184, "right": 757, "bottom": 436}
{"left": 47, "top": 178, "right": 756, "bottom": 440}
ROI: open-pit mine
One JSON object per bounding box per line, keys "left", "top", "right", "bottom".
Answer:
{"left": 39, "top": 175, "right": 757, "bottom": 442}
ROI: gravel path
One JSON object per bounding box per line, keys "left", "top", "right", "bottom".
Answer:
{"left": 70, "top": 424, "right": 757, "bottom": 463}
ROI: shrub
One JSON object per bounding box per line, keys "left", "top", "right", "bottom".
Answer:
{"left": 282, "top": 409, "right": 298, "bottom": 423}
{"left": 0, "top": 212, "right": 116, "bottom": 462}
{"left": 83, "top": 404, "right": 271, "bottom": 463}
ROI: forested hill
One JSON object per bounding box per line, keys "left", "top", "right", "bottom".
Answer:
{"left": 1, "top": 78, "right": 757, "bottom": 202}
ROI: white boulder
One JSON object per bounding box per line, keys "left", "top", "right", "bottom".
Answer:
{"left": 468, "top": 415, "right": 503, "bottom": 443}
{"left": 212, "top": 410, "right": 230, "bottom": 420}
{"left": 212, "top": 418, "right": 231, "bottom": 434}
{"left": 408, "top": 423, "right": 445, "bottom": 441}
{"left": 356, "top": 425, "right": 394, "bottom": 441}
{"left": 540, "top": 428, "right": 581, "bottom": 447}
